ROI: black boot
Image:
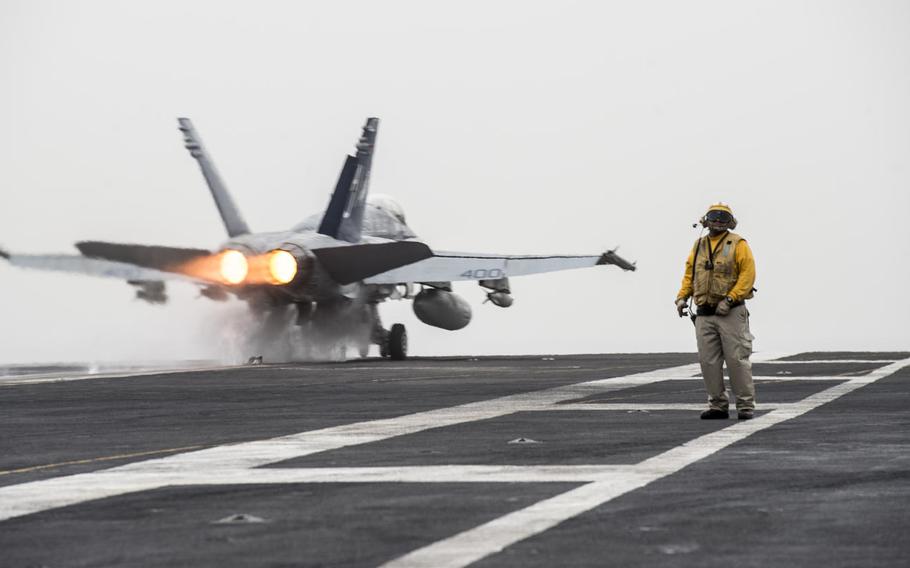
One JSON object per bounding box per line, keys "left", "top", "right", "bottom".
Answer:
{"left": 700, "top": 408, "right": 729, "bottom": 419}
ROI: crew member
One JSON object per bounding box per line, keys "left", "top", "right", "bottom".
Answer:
{"left": 675, "top": 203, "right": 756, "bottom": 420}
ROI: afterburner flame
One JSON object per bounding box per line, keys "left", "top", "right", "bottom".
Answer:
{"left": 171, "top": 249, "right": 297, "bottom": 286}
{"left": 268, "top": 250, "right": 298, "bottom": 284}
{"left": 219, "top": 250, "right": 248, "bottom": 284}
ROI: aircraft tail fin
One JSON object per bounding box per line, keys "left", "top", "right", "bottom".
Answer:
{"left": 178, "top": 118, "right": 251, "bottom": 237}
{"left": 317, "top": 117, "right": 379, "bottom": 243}
{"left": 317, "top": 155, "right": 358, "bottom": 238}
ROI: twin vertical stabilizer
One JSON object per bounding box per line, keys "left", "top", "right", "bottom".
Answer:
{"left": 318, "top": 117, "right": 379, "bottom": 243}
{"left": 178, "top": 118, "right": 251, "bottom": 237}
{"left": 178, "top": 116, "right": 378, "bottom": 244}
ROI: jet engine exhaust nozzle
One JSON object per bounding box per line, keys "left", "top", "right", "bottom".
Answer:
{"left": 267, "top": 249, "right": 298, "bottom": 285}
{"left": 188, "top": 248, "right": 301, "bottom": 286}
{"left": 219, "top": 249, "right": 249, "bottom": 285}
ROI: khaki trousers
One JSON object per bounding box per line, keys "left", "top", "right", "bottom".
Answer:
{"left": 695, "top": 304, "right": 755, "bottom": 411}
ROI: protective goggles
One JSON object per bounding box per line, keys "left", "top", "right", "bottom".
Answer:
{"left": 705, "top": 210, "right": 733, "bottom": 223}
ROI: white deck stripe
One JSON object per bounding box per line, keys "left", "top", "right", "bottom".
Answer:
{"left": 0, "top": 362, "right": 701, "bottom": 521}
{"left": 380, "top": 358, "right": 910, "bottom": 568}
{"left": 454, "top": 402, "right": 822, "bottom": 412}
{"left": 0, "top": 355, "right": 795, "bottom": 522}
{"left": 652, "top": 375, "right": 860, "bottom": 382}
{"left": 111, "top": 364, "right": 708, "bottom": 473}
{"left": 0, "top": 364, "right": 598, "bottom": 385}
{"left": 549, "top": 403, "right": 755, "bottom": 411}
{"left": 752, "top": 375, "right": 855, "bottom": 381}
{"left": 184, "top": 465, "right": 635, "bottom": 484}
{"left": 382, "top": 478, "right": 656, "bottom": 568}
{"left": 0, "top": 365, "right": 235, "bottom": 386}
{"left": 9, "top": 347, "right": 896, "bottom": 566}
{"left": 759, "top": 359, "right": 898, "bottom": 364}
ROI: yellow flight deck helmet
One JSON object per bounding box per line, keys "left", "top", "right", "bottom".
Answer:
{"left": 701, "top": 202, "right": 737, "bottom": 229}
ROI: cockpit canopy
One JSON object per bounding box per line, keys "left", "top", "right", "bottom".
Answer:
{"left": 367, "top": 194, "right": 406, "bottom": 224}
{"left": 291, "top": 194, "right": 415, "bottom": 240}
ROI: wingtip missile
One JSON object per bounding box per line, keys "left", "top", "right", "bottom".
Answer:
{"left": 598, "top": 248, "right": 636, "bottom": 271}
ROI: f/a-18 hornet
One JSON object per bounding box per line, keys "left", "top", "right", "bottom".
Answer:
{"left": 2, "top": 118, "right": 635, "bottom": 360}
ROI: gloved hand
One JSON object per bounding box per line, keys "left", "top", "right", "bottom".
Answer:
{"left": 715, "top": 297, "right": 733, "bottom": 316}
{"left": 675, "top": 298, "right": 688, "bottom": 317}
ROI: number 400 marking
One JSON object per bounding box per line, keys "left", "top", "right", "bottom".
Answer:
{"left": 460, "top": 268, "right": 504, "bottom": 279}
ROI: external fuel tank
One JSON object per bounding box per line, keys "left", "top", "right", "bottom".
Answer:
{"left": 412, "top": 288, "right": 472, "bottom": 330}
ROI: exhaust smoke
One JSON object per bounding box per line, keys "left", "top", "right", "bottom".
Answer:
{"left": 199, "top": 300, "right": 374, "bottom": 364}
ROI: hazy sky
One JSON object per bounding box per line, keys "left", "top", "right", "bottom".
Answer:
{"left": 1, "top": 0, "right": 908, "bottom": 364}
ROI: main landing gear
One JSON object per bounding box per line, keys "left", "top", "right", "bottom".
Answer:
{"left": 377, "top": 323, "right": 407, "bottom": 360}
{"left": 371, "top": 305, "right": 407, "bottom": 360}
{"left": 387, "top": 323, "right": 408, "bottom": 361}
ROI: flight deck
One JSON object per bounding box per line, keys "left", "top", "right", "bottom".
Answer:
{"left": 1, "top": 352, "right": 908, "bottom": 567}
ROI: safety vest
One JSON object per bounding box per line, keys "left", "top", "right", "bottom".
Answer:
{"left": 692, "top": 232, "right": 753, "bottom": 306}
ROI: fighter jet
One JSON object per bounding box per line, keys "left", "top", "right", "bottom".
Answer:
{"left": 1, "top": 118, "right": 635, "bottom": 360}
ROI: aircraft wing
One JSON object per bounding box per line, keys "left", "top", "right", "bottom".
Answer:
{"left": 311, "top": 240, "right": 433, "bottom": 285}
{"left": 362, "top": 249, "right": 635, "bottom": 285}
{"left": 1, "top": 249, "right": 203, "bottom": 283}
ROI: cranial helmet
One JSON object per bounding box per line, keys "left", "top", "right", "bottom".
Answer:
{"left": 701, "top": 203, "right": 737, "bottom": 229}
